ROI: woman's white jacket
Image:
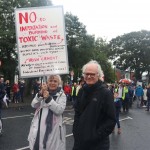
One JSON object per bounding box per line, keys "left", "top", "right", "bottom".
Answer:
{"left": 28, "top": 89, "right": 66, "bottom": 150}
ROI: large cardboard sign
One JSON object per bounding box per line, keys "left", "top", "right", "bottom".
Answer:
{"left": 15, "top": 6, "right": 69, "bottom": 78}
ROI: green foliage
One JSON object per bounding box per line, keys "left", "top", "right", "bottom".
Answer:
{"left": 0, "top": 1, "right": 18, "bottom": 82}
{"left": 65, "top": 13, "right": 93, "bottom": 68}
{"left": 93, "top": 37, "right": 115, "bottom": 82}
{"left": 65, "top": 13, "right": 115, "bottom": 83}
{"left": 109, "top": 30, "right": 150, "bottom": 80}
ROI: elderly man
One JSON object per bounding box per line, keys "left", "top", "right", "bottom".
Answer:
{"left": 73, "top": 60, "right": 116, "bottom": 150}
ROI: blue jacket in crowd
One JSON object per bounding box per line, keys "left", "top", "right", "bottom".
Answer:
{"left": 135, "top": 85, "right": 143, "bottom": 97}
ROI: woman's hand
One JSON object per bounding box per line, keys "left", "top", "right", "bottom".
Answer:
{"left": 41, "top": 82, "right": 48, "bottom": 91}
{"left": 38, "top": 83, "right": 48, "bottom": 97}
{"left": 43, "top": 90, "right": 49, "bottom": 99}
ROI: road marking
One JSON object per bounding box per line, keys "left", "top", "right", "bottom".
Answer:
{"left": 63, "top": 117, "right": 74, "bottom": 125}
{"left": 120, "top": 116, "right": 133, "bottom": 121}
{"left": 66, "top": 133, "right": 73, "bottom": 137}
{"left": 16, "top": 146, "right": 29, "bottom": 150}
{"left": 2, "top": 114, "right": 33, "bottom": 120}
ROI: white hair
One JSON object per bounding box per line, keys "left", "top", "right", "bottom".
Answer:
{"left": 47, "top": 75, "right": 62, "bottom": 85}
{"left": 82, "top": 60, "right": 104, "bottom": 77}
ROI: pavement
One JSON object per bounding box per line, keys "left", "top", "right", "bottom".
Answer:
{"left": 4, "top": 95, "right": 73, "bottom": 109}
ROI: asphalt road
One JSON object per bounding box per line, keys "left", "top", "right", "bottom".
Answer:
{"left": 0, "top": 102, "right": 150, "bottom": 150}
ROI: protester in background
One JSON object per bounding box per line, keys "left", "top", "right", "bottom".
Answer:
{"left": 5, "top": 80, "right": 11, "bottom": 100}
{"left": 143, "top": 86, "right": 148, "bottom": 108}
{"left": 19, "top": 80, "right": 25, "bottom": 103}
{"left": 113, "top": 92, "right": 121, "bottom": 134}
{"left": 73, "top": 60, "right": 116, "bottom": 150}
{"left": 12, "top": 82, "right": 20, "bottom": 103}
{"left": 32, "top": 80, "right": 41, "bottom": 98}
{"left": 135, "top": 85, "right": 144, "bottom": 108}
{"left": 146, "top": 84, "right": 150, "bottom": 111}
{"left": 117, "top": 83, "right": 124, "bottom": 112}
{"left": 122, "top": 84, "right": 129, "bottom": 112}
{"left": 108, "top": 84, "right": 114, "bottom": 94}
{"left": 28, "top": 75, "right": 66, "bottom": 150}
{"left": 76, "top": 78, "right": 85, "bottom": 96}
{"left": 133, "top": 86, "right": 136, "bottom": 101}
{"left": 71, "top": 82, "right": 78, "bottom": 108}
{"left": 128, "top": 85, "right": 134, "bottom": 108}
{"left": 63, "top": 82, "right": 71, "bottom": 101}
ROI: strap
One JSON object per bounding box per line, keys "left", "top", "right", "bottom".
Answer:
{"left": 33, "top": 108, "right": 43, "bottom": 150}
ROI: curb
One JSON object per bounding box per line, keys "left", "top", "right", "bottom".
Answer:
{"left": 4, "top": 101, "right": 73, "bottom": 109}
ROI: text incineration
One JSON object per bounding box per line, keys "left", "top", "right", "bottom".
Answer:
{"left": 20, "top": 25, "right": 48, "bottom": 32}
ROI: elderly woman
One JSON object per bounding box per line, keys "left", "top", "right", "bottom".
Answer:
{"left": 28, "top": 75, "right": 66, "bottom": 150}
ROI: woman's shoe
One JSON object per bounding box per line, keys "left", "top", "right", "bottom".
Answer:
{"left": 118, "top": 128, "right": 121, "bottom": 134}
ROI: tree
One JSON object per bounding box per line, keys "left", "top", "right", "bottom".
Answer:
{"left": 65, "top": 13, "right": 115, "bottom": 83}
{"left": 65, "top": 12, "right": 95, "bottom": 80}
{"left": 108, "top": 30, "right": 150, "bottom": 81}
{"left": 94, "top": 38, "right": 115, "bottom": 83}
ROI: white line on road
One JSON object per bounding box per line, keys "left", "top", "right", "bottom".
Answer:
{"left": 2, "top": 111, "right": 73, "bottom": 120}
{"left": 2, "top": 114, "right": 33, "bottom": 120}
{"left": 120, "top": 116, "right": 133, "bottom": 121}
{"left": 66, "top": 133, "right": 73, "bottom": 137}
{"left": 16, "top": 146, "right": 29, "bottom": 150}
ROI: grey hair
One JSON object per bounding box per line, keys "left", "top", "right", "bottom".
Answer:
{"left": 47, "top": 75, "right": 62, "bottom": 85}
{"left": 82, "top": 60, "right": 104, "bottom": 77}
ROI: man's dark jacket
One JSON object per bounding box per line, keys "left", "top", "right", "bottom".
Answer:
{"left": 73, "top": 81, "right": 116, "bottom": 150}
{"left": 147, "top": 88, "right": 150, "bottom": 99}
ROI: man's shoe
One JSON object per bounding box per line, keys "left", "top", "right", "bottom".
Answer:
{"left": 145, "top": 109, "right": 149, "bottom": 111}
{"left": 112, "top": 128, "right": 115, "bottom": 133}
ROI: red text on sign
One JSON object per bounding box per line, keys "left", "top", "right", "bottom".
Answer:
{"left": 19, "top": 12, "right": 37, "bottom": 24}
{"left": 19, "top": 36, "right": 38, "bottom": 43}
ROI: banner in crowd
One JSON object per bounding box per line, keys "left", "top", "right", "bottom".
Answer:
{"left": 15, "top": 6, "right": 69, "bottom": 78}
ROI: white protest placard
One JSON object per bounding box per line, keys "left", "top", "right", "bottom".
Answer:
{"left": 15, "top": 6, "right": 69, "bottom": 78}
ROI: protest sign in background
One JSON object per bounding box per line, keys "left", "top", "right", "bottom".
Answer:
{"left": 15, "top": 6, "right": 69, "bottom": 78}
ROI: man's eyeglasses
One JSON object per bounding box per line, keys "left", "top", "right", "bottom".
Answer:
{"left": 83, "top": 73, "right": 98, "bottom": 78}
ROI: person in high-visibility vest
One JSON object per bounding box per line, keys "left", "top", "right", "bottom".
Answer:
{"left": 122, "top": 84, "right": 129, "bottom": 112}
{"left": 71, "top": 82, "right": 78, "bottom": 108}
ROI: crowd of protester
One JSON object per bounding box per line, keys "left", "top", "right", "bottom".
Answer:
{"left": 108, "top": 82, "right": 150, "bottom": 112}
{"left": 0, "top": 78, "right": 25, "bottom": 105}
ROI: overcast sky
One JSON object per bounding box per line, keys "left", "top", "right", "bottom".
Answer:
{"left": 52, "top": 0, "right": 150, "bottom": 41}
